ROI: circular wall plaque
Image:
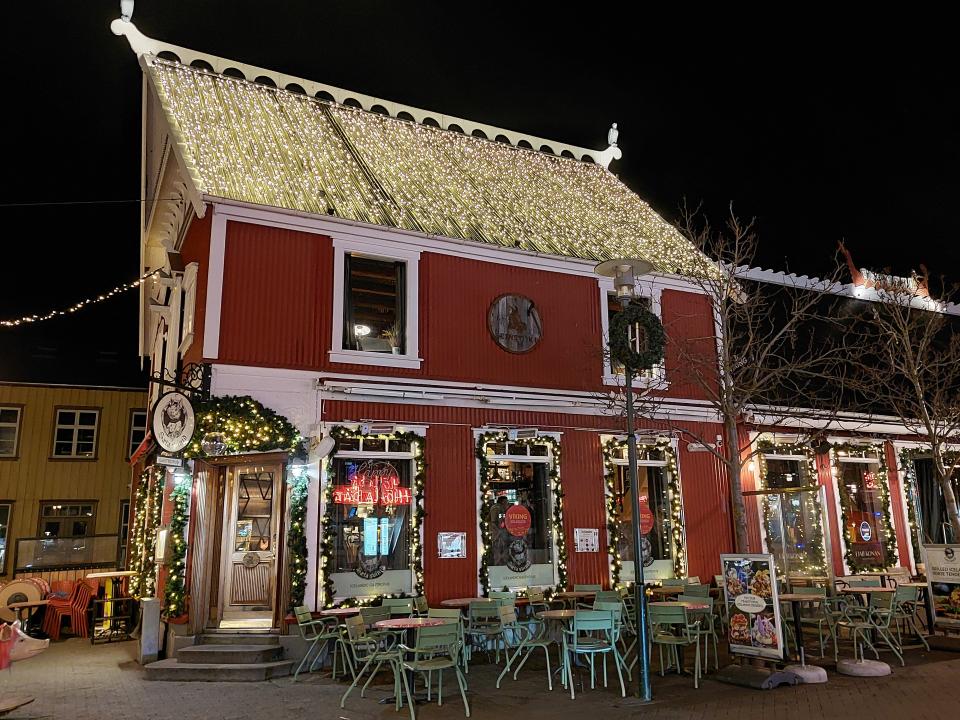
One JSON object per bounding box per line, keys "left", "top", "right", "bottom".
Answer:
{"left": 487, "top": 294, "right": 542, "bottom": 353}
{"left": 151, "top": 391, "right": 196, "bottom": 454}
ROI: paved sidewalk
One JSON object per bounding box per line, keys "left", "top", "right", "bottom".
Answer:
{"left": 2, "top": 639, "right": 959, "bottom": 720}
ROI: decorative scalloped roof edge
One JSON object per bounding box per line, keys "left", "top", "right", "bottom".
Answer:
{"left": 111, "top": 18, "right": 622, "bottom": 168}
{"left": 736, "top": 265, "right": 960, "bottom": 316}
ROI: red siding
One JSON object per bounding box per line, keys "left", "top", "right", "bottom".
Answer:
{"left": 321, "top": 401, "right": 731, "bottom": 596}
{"left": 661, "top": 289, "right": 717, "bottom": 401}
{"left": 217, "top": 221, "right": 332, "bottom": 368}
{"left": 179, "top": 212, "right": 212, "bottom": 368}
{"left": 420, "top": 254, "right": 602, "bottom": 390}
{"left": 559, "top": 431, "right": 609, "bottom": 587}
{"left": 211, "top": 221, "right": 717, "bottom": 398}
{"left": 884, "top": 440, "right": 912, "bottom": 569}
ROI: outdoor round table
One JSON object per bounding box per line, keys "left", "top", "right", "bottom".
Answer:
{"left": 6, "top": 600, "right": 48, "bottom": 637}
{"left": 649, "top": 586, "right": 683, "bottom": 598}
{"left": 440, "top": 597, "right": 491, "bottom": 610}
{"left": 374, "top": 618, "right": 447, "bottom": 707}
{"left": 319, "top": 607, "right": 361, "bottom": 619}
{"left": 554, "top": 591, "right": 594, "bottom": 608}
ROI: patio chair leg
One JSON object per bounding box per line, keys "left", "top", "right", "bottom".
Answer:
{"left": 293, "top": 638, "right": 320, "bottom": 681}
{"left": 658, "top": 646, "right": 665, "bottom": 677}
{"left": 438, "top": 669, "right": 443, "bottom": 707}
{"left": 400, "top": 665, "right": 416, "bottom": 720}
{"left": 360, "top": 659, "right": 383, "bottom": 697}
{"left": 455, "top": 667, "right": 471, "bottom": 718}
{"left": 341, "top": 655, "right": 375, "bottom": 708}
{"left": 543, "top": 646, "right": 553, "bottom": 691}
{"left": 613, "top": 648, "right": 626, "bottom": 698}
{"left": 602, "top": 653, "right": 608, "bottom": 688}
{"left": 694, "top": 637, "right": 700, "bottom": 690}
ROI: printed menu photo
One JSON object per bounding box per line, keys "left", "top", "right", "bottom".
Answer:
{"left": 720, "top": 553, "right": 784, "bottom": 660}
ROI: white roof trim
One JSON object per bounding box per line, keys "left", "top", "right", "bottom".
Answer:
{"left": 111, "top": 19, "right": 620, "bottom": 167}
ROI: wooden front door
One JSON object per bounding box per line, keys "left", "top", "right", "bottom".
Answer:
{"left": 218, "top": 463, "right": 282, "bottom": 628}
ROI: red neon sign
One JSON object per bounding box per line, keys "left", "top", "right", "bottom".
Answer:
{"left": 333, "top": 462, "right": 411, "bottom": 507}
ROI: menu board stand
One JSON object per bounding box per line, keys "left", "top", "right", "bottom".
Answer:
{"left": 921, "top": 544, "right": 960, "bottom": 634}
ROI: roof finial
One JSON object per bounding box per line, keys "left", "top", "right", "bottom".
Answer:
{"left": 595, "top": 123, "right": 623, "bottom": 169}
{"left": 120, "top": 0, "right": 134, "bottom": 22}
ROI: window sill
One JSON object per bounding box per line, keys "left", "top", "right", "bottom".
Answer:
{"left": 328, "top": 349, "right": 423, "bottom": 370}
{"left": 603, "top": 374, "right": 669, "bottom": 391}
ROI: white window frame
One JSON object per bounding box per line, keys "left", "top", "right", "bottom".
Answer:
{"left": 474, "top": 431, "right": 562, "bottom": 592}
{"left": 52, "top": 409, "right": 100, "bottom": 458}
{"left": 128, "top": 410, "right": 148, "bottom": 459}
{"left": 329, "top": 236, "right": 421, "bottom": 370}
{"left": 597, "top": 279, "right": 667, "bottom": 388}
{"left": 0, "top": 406, "right": 22, "bottom": 458}
{"left": 178, "top": 262, "right": 199, "bottom": 355}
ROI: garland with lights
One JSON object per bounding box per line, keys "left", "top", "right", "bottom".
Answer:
{"left": 830, "top": 442, "right": 898, "bottom": 571}
{"left": 1, "top": 270, "right": 160, "bottom": 327}
{"left": 163, "top": 480, "right": 191, "bottom": 618}
{"left": 185, "top": 395, "right": 304, "bottom": 459}
{"left": 602, "top": 436, "right": 685, "bottom": 588}
{"left": 128, "top": 468, "right": 164, "bottom": 599}
{"left": 476, "top": 431, "right": 567, "bottom": 595}
{"left": 755, "top": 439, "right": 827, "bottom": 578}
{"left": 287, "top": 470, "right": 309, "bottom": 609}
{"left": 318, "top": 426, "right": 425, "bottom": 608}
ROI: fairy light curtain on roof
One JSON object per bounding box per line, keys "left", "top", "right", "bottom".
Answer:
{"left": 149, "top": 60, "right": 710, "bottom": 274}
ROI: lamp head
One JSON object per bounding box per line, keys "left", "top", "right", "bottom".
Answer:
{"left": 594, "top": 258, "right": 654, "bottom": 299}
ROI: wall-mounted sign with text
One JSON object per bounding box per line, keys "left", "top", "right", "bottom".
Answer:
{"left": 574, "top": 528, "right": 599, "bottom": 553}
{"left": 438, "top": 532, "right": 467, "bottom": 559}
{"left": 151, "top": 391, "right": 195, "bottom": 454}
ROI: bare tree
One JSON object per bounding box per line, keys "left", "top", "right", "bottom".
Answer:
{"left": 604, "top": 205, "right": 852, "bottom": 552}
{"left": 847, "top": 266, "right": 960, "bottom": 540}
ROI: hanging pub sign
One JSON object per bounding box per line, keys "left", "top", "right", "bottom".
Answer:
{"left": 487, "top": 294, "right": 542, "bottom": 353}
{"left": 922, "top": 544, "right": 960, "bottom": 629}
{"left": 720, "top": 553, "right": 784, "bottom": 660}
{"left": 151, "top": 391, "right": 195, "bottom": 454}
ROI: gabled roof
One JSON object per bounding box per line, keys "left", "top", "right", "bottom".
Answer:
{"left": 121, "top": 22, "right": 710, "bottom": 273}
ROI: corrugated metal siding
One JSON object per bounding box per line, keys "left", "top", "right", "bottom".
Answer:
{"left": 884, "top": 441, "right": 911, "bottom": 569}
{"left": 660, "top": 289, "right": 717, "bottom": 402}
{"left": 217, "top": 221, "right": 332, "bottom": 368}
{"left": 422, "top": 424, "right": 477, "bottom": 602}
{"left": 559, "top": 430, "right": 608, "bottom": 587}
{"left": 420, "top": 254, "right": 602, "bottom": 389}
{"left": 322, "top": 401, "right": 732, "bottom": 591}
{"left": 179, "top": 212, "right": 212, "bottom": 367}
{"left": 0, "top": 384, "right": 147, "bottom": 577}
{"left": 816, "top": 451, "right": 845, "bottom": 575}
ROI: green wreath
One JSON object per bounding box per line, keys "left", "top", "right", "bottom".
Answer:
{"left": 609, "top": 303, "right": 666, "bottom": 371}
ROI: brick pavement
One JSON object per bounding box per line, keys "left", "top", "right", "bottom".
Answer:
{"left": 3, "top": 639, "right": 959, "bottom": 720}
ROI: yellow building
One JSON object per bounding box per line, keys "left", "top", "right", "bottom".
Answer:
{"left": 0, "top": 382, "right": 147, "bottom": 582}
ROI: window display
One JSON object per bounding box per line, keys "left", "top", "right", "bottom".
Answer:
{"left": 327, "top": 456, "right": 413, "bottom": 597}
{"left": 837, "top": 458, "right": 889, "bottom": 569}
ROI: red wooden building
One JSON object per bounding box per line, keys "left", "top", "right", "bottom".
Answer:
{"left": 113, "top": 20, "right": 926, "bottom": 636}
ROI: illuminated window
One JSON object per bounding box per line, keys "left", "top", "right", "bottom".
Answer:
{"left": 38, "top": 502, "right": 96, "bottom": 538}
{"left": 342, "top": 255, "right": 406, "bottom": 355}
{"left": 837, "top": 455, "right": 890, "bottom": 570}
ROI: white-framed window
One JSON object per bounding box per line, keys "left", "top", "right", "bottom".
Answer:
{"left": 0, "top": 406, "right": 22, "bottom": 458}
{"left": 0, "top": 503, "right": 11, "bottom": 573}
{"left": 479, "top": 435, "right": 560, "bottom": 591}
{"left": 128, "top": 410, "right": 147, "bottom": 459}
{"left": 329, "top": 237, "right": 421, "bottom": 370}
{"left": 52, "top": 408, "right": 100, "bottom": 458}
{"left": 178, "top": 262, "right": 199, "bottom": 355}
{"left": 598, "top": 280, "right": 666, "bottom": 387}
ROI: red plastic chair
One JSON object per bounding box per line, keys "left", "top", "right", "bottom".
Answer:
{"left": 42, "top": 580, "right": 95, "bottom": 641}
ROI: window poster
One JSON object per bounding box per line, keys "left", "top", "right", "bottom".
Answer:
{"left": 923, "top": 544, "right": 960, "bottom": 628}
{"left": 720, "top": 553, "right": 784, "bottom": 660}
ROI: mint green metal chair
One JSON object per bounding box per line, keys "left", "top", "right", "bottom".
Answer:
{"left": 678, "top": 593, "right": 719, "bottom": 670}
{"left": 649, "top": 604, "right": 702, "bottom": 688}
{"left": 338, "top": 615, "right": 402, "bottom": 708}
{"left": 382, "top": 597, "right": 414, "bottom": 616}
{"left": 561, "top": 609, "right": 626, "bottom": 699}
{"left": 397, "top": 623, "right": 470, "bottom": 720}
{"left": 291, "top": 606, "right": 342, "bottom": 681}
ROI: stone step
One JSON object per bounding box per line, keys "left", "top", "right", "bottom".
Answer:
{"left": 144, "top": 659, "right": 294, "bottom": 682}
{"left": 178, "top": 644, "right": 283, "bottom": 665}
{"left": 199, "top": 633, "right": 280, "bottom": 646}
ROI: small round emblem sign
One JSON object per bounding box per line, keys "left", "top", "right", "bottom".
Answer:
{"left": 504, "top": 505, "right": 532, "bottom": 537}
{"left": 859, "top": 521, "right": 872, "bottom": 542}
{"left": 152, "top": 391, "right": 196, "bottom": 454}
{"left": 488, "top": 294, "right": 542, "bottom": 353}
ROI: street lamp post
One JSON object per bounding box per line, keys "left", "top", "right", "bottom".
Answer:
{"left": 595, "top": 258, "right": 653, "bottom": 702}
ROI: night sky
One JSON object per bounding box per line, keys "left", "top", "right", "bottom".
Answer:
{"left": 2, "top": 2, "right": 957, "bottom": 386}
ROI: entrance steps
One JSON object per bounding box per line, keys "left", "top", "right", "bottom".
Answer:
{"left": 145, "top": 632, "right": 294, "bottom": 682}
